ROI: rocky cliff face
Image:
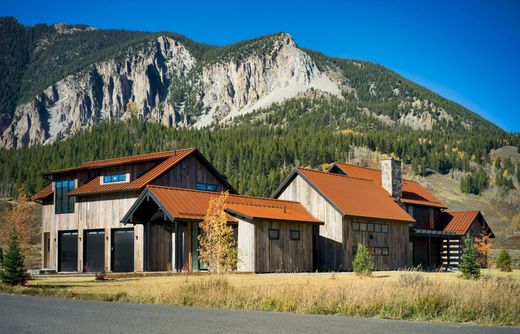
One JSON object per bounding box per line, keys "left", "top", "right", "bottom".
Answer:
{"left": 1, "top": 36, "right": 195, "bottom": 148}
{"left": 1, "top": 33, "right": 345, "bottom": 148}
{"left": 1, "top": 27, "right": 474, "bottom": 149}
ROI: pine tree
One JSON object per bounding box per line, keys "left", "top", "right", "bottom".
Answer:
{"left": 459, "top": 237, "right": 480, "bottom": 280}
{"left": 353, "top": 243, "right": 374, "bottom": 276}
{"left": 0, "top": 227, "right": 29, "bottom": 286}
{"left": 495, "top": 249, "right": 512, "bottom": 272}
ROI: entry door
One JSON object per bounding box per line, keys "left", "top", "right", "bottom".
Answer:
{"left": 43, "top": 232, "right": 50, "bottom": 268}
{"left": 84, "top": 230, "right": 105, "bottom": 272}
{"left": 111, "top": 229, "right": 134, "bottom": 272}
{"left": 58, "top": 231, "right": 78, "bottom": 272}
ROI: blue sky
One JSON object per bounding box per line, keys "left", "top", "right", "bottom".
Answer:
{"left": 3, "top": 0, "right": 519, "bottom": 132}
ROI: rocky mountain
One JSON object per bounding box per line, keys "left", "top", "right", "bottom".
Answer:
{"left": 0, "top": 17, "right": 505, "bottom": 149}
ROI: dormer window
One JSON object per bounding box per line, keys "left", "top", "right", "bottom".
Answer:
{"left": 196, "top": 183, "right": 218, "bottom": 191}
{"left": 102, "top": 173, "right": 128, "bottom": 184}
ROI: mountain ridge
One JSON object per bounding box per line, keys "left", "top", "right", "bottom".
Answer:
{"left": 0, "top": 17, "right": 509, "bottom": 149}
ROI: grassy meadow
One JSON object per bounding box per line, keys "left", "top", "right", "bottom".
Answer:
{"left": 1, "top": 270, "right": 519, "bottom": 326}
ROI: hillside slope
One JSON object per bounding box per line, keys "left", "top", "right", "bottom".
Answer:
{"left": 0, "top": 17, "right": 509, "bottom": 149}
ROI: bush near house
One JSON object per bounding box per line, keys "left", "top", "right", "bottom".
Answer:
{"left": 496, "top": 249, "right": 512, "bottom": 272}
{"left": 353, "top": 243, "right": 374, "bottom": 276}
{"left": 459, "top": 238, "right": 481, "bottom": 280}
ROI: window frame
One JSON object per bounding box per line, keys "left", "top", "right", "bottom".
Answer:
{"left": 103, "top": 173, "right": 128, "bottom": 184}
{"left": 55, "top": 179, "right": 75, "bottom": 214}
{"left": 289, "top": 229, "right": 300, "bottom": 241}
{"left": 268, "top": 228, "right": 280, "bottom": 240}
{"left": 196, "top": 183, "right": 218, "bottom": 192}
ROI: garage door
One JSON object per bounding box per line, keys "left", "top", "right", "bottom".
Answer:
{"left": 84, "top": 230, "right": 105, "bottom": 272}
{"left": 58, "top": 231, "right": 78, "bottom": 272}
{"left": 111, "top": 229, "right": 134, "bottom": 272}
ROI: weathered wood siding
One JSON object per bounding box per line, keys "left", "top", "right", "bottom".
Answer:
{"left": 345, "top": 216, "right": 409, "bottom": 270}
{"left": 237, "top": 218, "right": 255, "bottom": 272}
{"left": 276, "top": 175, "right": 344, "bottom": 271}
{"left": 254, "top": 221, "right": 314, "bottom": 273}
{"left": 40, "top": 152, "right": 232, "bottom": 272}
{"left": 152, "top": 155, "right": 228, "bottom": 191}
{"left": 41, "top": 190, "right": 141, "bottom": 272}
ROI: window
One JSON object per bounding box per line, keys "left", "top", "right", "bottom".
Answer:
{"left": 290, "top": 229, "right": 300, "bottom": 240}
{"left": 352, "top": 246, "right": 358, "bottom": 256}
{"left": 269, "top": 228, "right": 280, "bottom": 240}
{"left": 55, "top": 180, "right": 75, "bottom": 214}
{"left": 196, "top": 183, "right": 218, "bottom": 191}
{"left": 382, "top": 247, "right": 389, "bottom": 256}
{"left": 103, "top": 173, "right": 127, "bottom": 183}
{"left": 353, "top": 222, "right": 389, "bottom": 234}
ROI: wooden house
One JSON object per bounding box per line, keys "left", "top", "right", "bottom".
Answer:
{"left": 325, "top": 160, "right": 494, "bottom": 270}
{"left": 120, "top": 186, "right": 322, "bottom": 273}
{"left": 32, "top": 148, "right": 236, "bottom": 273}
{"left": 272, "top": 164, "right": 415, "bottom": 271}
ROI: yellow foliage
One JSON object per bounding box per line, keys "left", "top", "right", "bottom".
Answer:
{"left": 0, "top": 191, "right": 40, "bottom": 259}
{"left": 198, "top": 191, "right": 238, "bottom": 274}
{"left": 126, "top": 102, "right": 140, "bottom": 114}
{"left": 335, "top": 129, "right": 360, "bottom": 136}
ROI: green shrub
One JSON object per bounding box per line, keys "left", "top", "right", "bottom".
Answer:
{"left": 495, "top": 249, "right": 512, "bottom": 272}
{"left": 459, "top": 238, "right": 480, "bottom": 280}
{"left": 353, "top": 243, "right": 374, "bottom": 276}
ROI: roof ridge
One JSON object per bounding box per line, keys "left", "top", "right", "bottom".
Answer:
{"left": 335, "top": 162, "right": 383, "bottom": 173}
{"left": 80, "top": 148, "right": 195, "bottom": 167}
{"left": 147, "top": 185, "right": 303, "bottom": 204}
{"left": 297, "top": 167, "right": 374, "bottom": 182}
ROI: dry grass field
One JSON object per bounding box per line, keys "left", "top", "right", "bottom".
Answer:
{"left": 1, "top": 270, "right": 519, "bottom": 326}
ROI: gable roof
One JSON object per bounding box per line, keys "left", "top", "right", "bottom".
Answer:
{"left": 35, "top": 148, "right": 235, "bottom": 198}
{"left": 122, "top": 186, "right": 323, "bottom": 224}
{"left": 441, "top": 210, "right": 494, "bottom": 237}
{"left": 31, "top": 184, "right": 53, "bottom": 201}
{"left": 273, "top": 168, "right": 415, "bottom": 223}
{"left": 44, "top": 150, "right": 186, "bottom": 176}
{"left": 328, "top": 162, "right": 447, "bottom": 209}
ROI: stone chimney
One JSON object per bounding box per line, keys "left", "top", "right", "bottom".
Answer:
{"left": 381, "top": 158, "right": 402, "bottom": 200}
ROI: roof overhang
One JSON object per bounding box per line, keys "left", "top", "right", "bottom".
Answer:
{"left": 121, "top": 188, "right": 175, "bottom": 225}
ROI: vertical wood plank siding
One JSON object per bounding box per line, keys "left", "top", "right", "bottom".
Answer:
{"left": 345, "top": 216, "right": 409, "bottom": 270}
{"left": 277, "top": 175, "right": 344, "bottom": 271}
{"left": 254, "top": 220, "right": 313, "bottom": 273}
{"left": 40, "top": 153, "right": 230, "bottom": 272}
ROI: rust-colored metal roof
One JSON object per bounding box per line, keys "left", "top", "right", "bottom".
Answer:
{"left": 145, "top": 185, "right": 323, "bottom": 224}
{"left": 31, "top": 184, "right": 53, "bottom": 201}
{"left": 44, "top": 149, "right": 194, "bottom": 175}
{"left": 330, "top": 162, "right": 447, "bottom": 209}
{"left": 295, "top": 168, "right": 415, "bottom": 223}
{"left": 442, "top": 211, "right": 480, "bottom": 235}
{"left": 69, "top": 150, "right": 195, "bottom": 196}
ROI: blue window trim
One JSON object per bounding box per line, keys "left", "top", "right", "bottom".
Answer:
{"left": 196, "top": 183, "right": 218, "bottom": 191}
{"left": 103, "top": 173, "right": 127, "bottom": 183}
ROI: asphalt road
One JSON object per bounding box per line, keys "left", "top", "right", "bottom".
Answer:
{"left": 0, "top": 294, "right": 518, "bottom": 334}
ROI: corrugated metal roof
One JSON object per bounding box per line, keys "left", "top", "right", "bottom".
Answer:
{"left": 296, "top": 168, "right": 415, "bottom": 223}
{"left": 330, "top": 162, "right": 447, "bottom": 209}
{"left": 442, "top": 211, "right": 480, "bottom": 235}
{"left": 31, "top": 184, "right": 53, "bottom": 201}
{"left": 44, "top": 149, "right": 194, "bottom": 175}
{"left": 146, "top": 186, "right": 323, "bottom": 224}
{"left": 69, "top": 149, "right": 195, "bottom": 196}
